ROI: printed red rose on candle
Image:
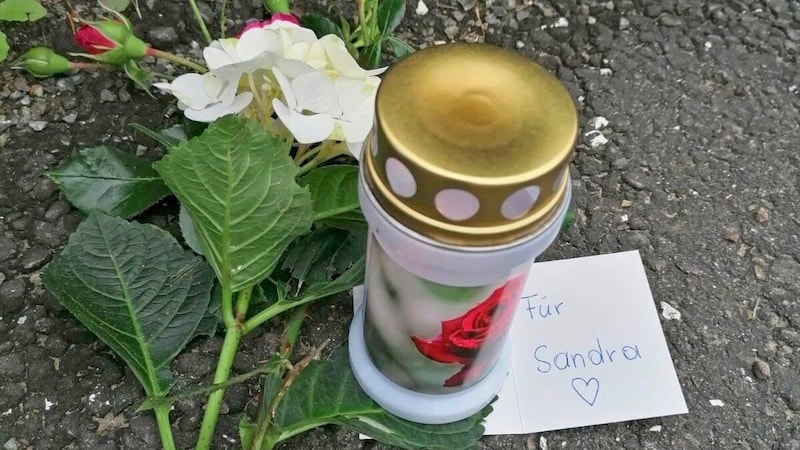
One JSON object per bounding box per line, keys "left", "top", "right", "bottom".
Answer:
{"left": 411, "top": 276, "right": 526, "bottom": 387}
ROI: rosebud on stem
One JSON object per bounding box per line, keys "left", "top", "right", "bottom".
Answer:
{"left": 73, "top": 18, "right": 150, "bottom": 66}
{"left": 11, "top": 47, "right": 79, "bottom": 77}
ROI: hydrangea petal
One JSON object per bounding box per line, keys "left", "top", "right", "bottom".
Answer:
{"left": 291, "top": 71, "right": 339, "bottom": 115}
{"left": 160, "top": 73, "right": 213, "bottom": 110}
{"left": 273, "top": 99, "right": 335, "bottom": 143}
{"left": 319, "top": 35, "right": 387, "bottom": 78}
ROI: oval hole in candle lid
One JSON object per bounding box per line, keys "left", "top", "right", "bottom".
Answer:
{"left": 385, "top": 157, "right": 417, "bottom": 198}
{"left": 501, "top": 185, "right": 541, "bottom": 219}
{"left": 371, "top": 130, "right": 379, "bottom": 157}
{"left": 435, "top": 189, "right": 480, "bottom": 221}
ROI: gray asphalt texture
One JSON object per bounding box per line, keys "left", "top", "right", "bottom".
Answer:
{"left": 1, "top": 0, "right": 799, "bottom": 449}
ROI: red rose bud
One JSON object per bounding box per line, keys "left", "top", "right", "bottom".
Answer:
{"left": 12, "top": 47, "right": 73, "bottom": 78}
{"left": 73, "top": 19, "right": 149, "bottom": 66}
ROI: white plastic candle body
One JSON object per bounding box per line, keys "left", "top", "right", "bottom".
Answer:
{"left": 349, "top": 163, "right": 572, "bottom": 424}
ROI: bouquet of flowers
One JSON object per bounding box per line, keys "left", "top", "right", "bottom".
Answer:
{"left": 5, "top": 1, "right": 496, "bottom": 449}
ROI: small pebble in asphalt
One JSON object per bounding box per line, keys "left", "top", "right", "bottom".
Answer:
{"left": 28, "top": 121, "right": 47, "bottom": 131}
{"left": 725, "top": 228, "right": 741, "bottom": 242}
{"left": 100, "top": 89, "right": 117, "bottom": 103}
{"left": 147, "top": 26, "right": 179, "bottom": 47}
{"left": 415, "top": 0, "right": 428, "bottom": 16}
{"left": 755, "top": 206, "right": 769, "bottom": 223}
{"left": 20, "top": 247, "right": 51, "bottom": 272}
{"left": 752, "top": 359, "right": 771, "bottom": 380}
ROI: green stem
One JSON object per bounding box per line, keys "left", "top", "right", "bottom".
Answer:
{"left": 293, "top": 144, "right": 310, "bottom": 164}
{"left": 220, "top": 0, "right": 229, "bottom": 38}
{"left": 248, "top": 73, "right": 268, "bottom": 123}
{"left": 248, "top": 308, "right": 307, "bottom": 450}
{"left": 221, "top": 283, "right": 235, "bottom": 329}
{"left": 148, "top": 48, "right": 208, "bottom": 73}
{"left": 357, "top": 0, "right": 369, "bottom": 47}
{"left": 236, "top": 286, "right": 252, "bottom": 322}
{"left": 187, "top": 0, "right": 213, "bottom": 44}
{"left": 69, "top": 62, "right": 108, "bottom": 70}
{"left": 243, "top": 291, "right": 331, "bottom": 335}
{"left": 296, "top": 147, "right": 320, "bottom": 166}
{"left": 195, "top": 288, "right": 252, "bottom": 450}
{"left": 154, "top": 405, "right": 177, "bottom": 450}
{"left": 139, "top": 365, "right": 275, "bottom": 412}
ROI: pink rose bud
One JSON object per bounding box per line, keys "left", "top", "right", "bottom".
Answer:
{"left": 73, "top": 17, "right": 150, "bottom": 66}
{"left": 236, "top": 13, "right": 299, "bottom": 37}
{"left": 11, "top": 47, "right": 73, "bottom": 78}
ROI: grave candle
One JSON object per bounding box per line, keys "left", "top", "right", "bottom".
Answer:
{"left": 348, "top": 42, "right": 578, "bottom": 424}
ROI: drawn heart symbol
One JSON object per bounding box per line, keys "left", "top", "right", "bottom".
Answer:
{"left": 571, "top": 377, "right": 600, "bottom": 406}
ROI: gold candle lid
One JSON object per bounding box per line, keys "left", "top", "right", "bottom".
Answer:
{"left": 364, "top": 42, "right": 578, "bottom": 247}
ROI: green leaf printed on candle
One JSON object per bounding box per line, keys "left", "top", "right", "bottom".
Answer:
{"left": 420, "top": 279, "right": 484, "bottom": 303}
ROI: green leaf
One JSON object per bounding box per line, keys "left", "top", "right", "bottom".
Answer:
{"left": 41, "top": 213, "right": 215, "bottom": 397}
{"left": 299, "top": 165, "right": 359, "bottom": 222}
{"left": 317, "top": 211, "right": 367, "bottom": 234}
{"left": 130, "top": 123, "right": 182, "bottom": 149}
{"left": 193, "top": 281, "right": 222, "bottom": 338}
{"left": 99, "top": 0, "right": 130, "bottom": 11}
{"left": 179, "top": 203, "right": 204, "bottom": 255}
{"left": 239, "top": 416, "right": 258, "bottom": 449}
{"left": 182, "top": 116, "right": 209, "bottom": 139}
{"left": 0, "top": 0, "right": 46, "bottom": 21}
{"left": 297, "top": 163, "right": 365, "bottom": 233}
{"left": 281, "top": 226, "right": 365, "bottom": 286}
{"left": 361, "top": 41, "right": 382, "bottom": 70}
{"left": 561, "top": 207, "right": 576, "bottom": 231}
{"left": 386, "top": 35, "right": 414, "bottom": 59}
{"left": 47, "top": 146, "right": 171, "bottom": 219}
{"left": 301, "top": 12, "right": 344, "bottom": 40}
{"left": 154, "top": 116, "right": 314, "bottom": 293}
{"left": 272, "top": 348, "right": 491, "bottom": 449}
{"left": 298, "top": 255, "right": 365, "bottom": 301}
{"left": 376, "top": 0, "right": 405, "bottom": 35}
{"left": 162, "top": 124, "right": 190, "bottom": 143}
{"left": 124, "top": 59, "right": 152, "bottom": 94}
{"left": 0, "top": 31, "right": 8, "bottom": 62}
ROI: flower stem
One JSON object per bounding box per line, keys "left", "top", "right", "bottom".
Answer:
{"left": 69, "top": 62, "right": 108, "bottom": 70}
{"left": 187, "top": 0, "right": 213, "bottom": 44}
{"left": 248, "top": 74, "right": 267, "bottom": 119}
{"left": 247, "top": 307, "right": 307, "bottom": 450}
{"left": 220, "top": 0, "right": 229, "bottom": 38}
{"left": 243, "top": 291, "right": 330, "bottom": 335}
{"left": 296, "top": 147, "right": 320, "bottom": 166}
{"left": 195, "top": 288, "right": 252, "bottom": 450}
{"left": 148, "top": 48, "right": 207, "bottom": 73}
{"left": 154, "top": 405, "right": 177, "bottom": 450}
{"left": 293, "top": 143, "right": 310, "bottom": 164}
{"left": 357, "top": 0, "right": 369, "bottom": 47}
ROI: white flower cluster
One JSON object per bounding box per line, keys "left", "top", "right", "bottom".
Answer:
{"left": 155, "top": 20, "right": 386, "bottom": 159}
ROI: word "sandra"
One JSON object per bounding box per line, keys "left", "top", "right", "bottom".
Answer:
{"left": 534, "top": 338, "right": 642, "bottom": 373}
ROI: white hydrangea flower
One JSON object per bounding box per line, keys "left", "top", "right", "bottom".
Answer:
{"left": 157, "top": 21, "right": 387, "bottom": 144}
{"left": 202, "top": 32, "right": 282, "bottom": 79}
{"left": 154, "top": 73, "right": 253, "bottom": 122}
{"left": 271, "top": 67, "right": 380, "bottom": 159}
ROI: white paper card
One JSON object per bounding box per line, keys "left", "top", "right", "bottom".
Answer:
{"left": 355, "top": 251, "right": 688, "bottom": 436}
